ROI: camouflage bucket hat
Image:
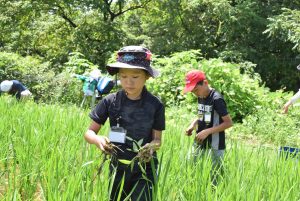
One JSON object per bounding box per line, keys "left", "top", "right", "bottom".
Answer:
{"left": 106, "top": 46, "right": 159, "bottom": 78}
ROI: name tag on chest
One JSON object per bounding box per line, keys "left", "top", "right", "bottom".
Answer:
{"left": 109, "top": 127, "right": 126, "bottom": 144}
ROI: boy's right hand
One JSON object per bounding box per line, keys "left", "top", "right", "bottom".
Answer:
{"left": 96, "top": 136, "right": 113, "bottom": 154}
{"left": 282, "top": 102, "right": 291, "bottom": 114}
{"left": 185, "top": 125, "right": 194, "bottom": 136}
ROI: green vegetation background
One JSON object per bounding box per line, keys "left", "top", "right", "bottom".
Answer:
{"left": 1, "top": 0, "right": 300, "bottom": 200}
{"left": 1, "top": 0, "right": 300, "bottom": 93}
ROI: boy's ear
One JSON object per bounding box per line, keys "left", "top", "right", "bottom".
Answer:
{"left": 204, "top": 80, "right": 209, "bottom": 85}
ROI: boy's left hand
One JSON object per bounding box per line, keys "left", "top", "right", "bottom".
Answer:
{"left": 195, "top": 130, "right": 210, "bottom": 142}
{"left": 138, "top": 143, "right": 154, "bottom": 162}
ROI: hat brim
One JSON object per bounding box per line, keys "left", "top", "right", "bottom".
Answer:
{"left": 183, "top": 83, "right": 197, "bottom": 94}
{"left": 106, "top": 62, "right": 160, "bottom": 78}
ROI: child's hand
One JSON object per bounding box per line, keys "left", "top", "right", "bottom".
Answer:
{"left": 185, "top": 125, "right": 194, "bottom": 136}
{"left": 195, "top": 130, "right": 210, "bottom": 142}
{"left": 282, "top": 102, "right": 290, "bottom": 114}
{"left": 138, "top": 143, "right": 154, "bottom": 163}
{"left": 97, "top": 136, "right": 113, "bottom": 154}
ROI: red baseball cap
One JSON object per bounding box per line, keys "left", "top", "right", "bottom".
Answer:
{"left": 183, "top": 70, "right": 206, "bottom": 93}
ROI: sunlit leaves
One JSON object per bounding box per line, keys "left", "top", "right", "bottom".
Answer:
{"left": 265, "top": 8, "right": 300, "bottom": 51}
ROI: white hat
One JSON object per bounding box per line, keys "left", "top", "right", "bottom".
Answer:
{"left": 0, "top": 80, "right": 13, "bottom": 92}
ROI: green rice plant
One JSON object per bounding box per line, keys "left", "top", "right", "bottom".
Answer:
{"left": 0, "top": 97, "right": 299, "bottom": 200}
{"left": 232, "top": 105, "right": 300, "bottom": 147}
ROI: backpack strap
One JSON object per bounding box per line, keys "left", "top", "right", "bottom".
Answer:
{"left": 109, "top": 90, "right": 125, "bottom": 125}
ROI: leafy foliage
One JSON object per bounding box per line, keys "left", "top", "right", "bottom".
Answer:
{"left": 232, "top": 103, "right": 300, "bottom": 147}
{"left": 265, "top": 8, "right": 300, "bottom": 52}
{"left": 199, "top": 59, "right": 267, "bottom": 120}
{"left": 124, "top": 0, "right": 300, "bottom": 91}
{"left": 47, "top": 71, "right": 82, "bottom": 104}
{"left": 0, "top": 48, "right": 293, "bottom": 123}
{"left": 64, "top": 52, "right": 98, "bottom": 75}
{"left": 0, "top": 51, "right": 90, "bottom": 105}
{"left": 148, "top": 50, "right": 273, "bottom": 121}
{"left": 0, "top": 52, "right": 54, "bottom": 101}
{"left": 147, "top": 50, "right": 202, "bottom": 106}
{"left": 1, "top": 0, "right": 300, "bottom": 91}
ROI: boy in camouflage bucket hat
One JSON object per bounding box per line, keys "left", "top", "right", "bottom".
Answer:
{"left": 84, "top": 46, "right": 165, "bottom": 201}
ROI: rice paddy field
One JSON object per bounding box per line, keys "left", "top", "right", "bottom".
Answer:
{"left": 0, "top": 97, "right": 299, "bottom": 201}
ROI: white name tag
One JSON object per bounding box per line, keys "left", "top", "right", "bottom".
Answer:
{"left": 109, "top": 130, "right": 126, "bottom": 144}
{"left": 205, "top": 113, "right": 211, "bottom": 123}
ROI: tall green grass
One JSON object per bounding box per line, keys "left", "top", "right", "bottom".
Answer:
{"left": 0, "top": 97, "right": 299, "bottom": 200}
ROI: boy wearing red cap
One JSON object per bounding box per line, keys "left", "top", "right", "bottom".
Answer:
{"left": 184, "top": 70, "right": 233, "bottom": 186}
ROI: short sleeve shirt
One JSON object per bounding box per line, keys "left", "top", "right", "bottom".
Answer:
{"left": 90, "top": 87, "right": 165, "bottom": 160}
{"left": 196, "top": 89, "right": 228, "bottom": 150}
{"left": 8, "top": 80, "right": 27, "bottom": 99}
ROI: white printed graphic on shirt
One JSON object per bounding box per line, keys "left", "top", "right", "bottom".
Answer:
{"left": 198, "top": 103, "right": 212, "bottom": 124}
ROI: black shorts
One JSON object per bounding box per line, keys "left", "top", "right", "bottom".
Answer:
{"left": 109, "top": 162, "right": 157, "bottom": 201}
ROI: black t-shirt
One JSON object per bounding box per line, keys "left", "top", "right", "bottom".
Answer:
{"left": 90, "top": 87, "right": 165, "bottom": 162}
{"left": 196, "top": 89, "right": 228, "bottom": 150}
{"left": 9, "top": 80, "right": 27, "bottom": 99}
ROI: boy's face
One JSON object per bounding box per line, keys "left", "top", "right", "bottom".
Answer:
{"left": 191, "top": 81, "right": 208, "bottom": 97}
{"left": 119, "top": 68, "right": 149, "bottom": 98}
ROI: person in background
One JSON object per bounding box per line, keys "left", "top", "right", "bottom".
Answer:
{"left": 0, "top": 80, "right": 32, "bottom": 100}
{"left": 184, "top": 70, "right": 233, "bottom": 186}
{"left": 84, "top": 46, "right": 165, "bottom": 201}
{"left": 74, "top": 69, "right": 101, "bottom": 108}
{"left": 282, "top": 64, "right": 300, "bottom": 114}
{"left": 95, "top": 74, "right": 120, "bottom": 100}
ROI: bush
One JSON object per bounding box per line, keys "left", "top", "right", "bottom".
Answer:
{"left": 147, "top": 50, "right": 202, "bottom": 106}
{"left": 148, "top": 50, "right": 292, "bottom": 122}
{"left": 232, "top": 104, "right": 300, "bottom": 147}
{"left": 64, "top": 52, "right": 99, "bottom": 75}
{"left": 44, "top": 72, "right": 83, "bottom": 105}
{"left": 47, "top": 52, "right": 101, "bottom": 105}
{"left": 0, "top": 51, "right": 100, "bottom": 105}
{"left": 199, "top": 59, "right": 268, "bottom": 120}
{"left": 0, "top": 52, "right": 55, "bottom": 101}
